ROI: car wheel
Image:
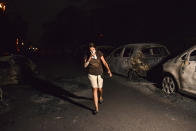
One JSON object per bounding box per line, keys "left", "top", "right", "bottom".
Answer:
{"left": 162, "top": 75, "right": 177, "bottom": 94}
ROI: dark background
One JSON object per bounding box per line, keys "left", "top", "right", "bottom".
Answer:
{"left": 1, "top": 0, "right": 196, "bottom": 55}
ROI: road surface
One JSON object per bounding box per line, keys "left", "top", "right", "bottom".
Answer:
{"left": 0, "top": 57, "right": 196, "bottom": 131}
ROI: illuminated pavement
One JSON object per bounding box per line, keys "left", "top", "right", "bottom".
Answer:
{"left": 52, "top": 76, "right": 196, "bottom": 131}
{"left": 1, "top": 75, "right": 196, "bottom": 131}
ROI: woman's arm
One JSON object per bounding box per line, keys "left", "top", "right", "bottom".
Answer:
{"left": 101, "top": 56, "right": 112, "bottom": 77}
{"left": 84, "top": 55, "right": 92, "bottom": 68}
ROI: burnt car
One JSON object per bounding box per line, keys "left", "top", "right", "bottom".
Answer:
{"left": 106, "top": 43, "right": 170, "bottom": 80}
{"left": 162, "top": 45, "right": 196, "bottom": 95}
{"left": 0, "top": 54, "right": 38, "bottom": 86}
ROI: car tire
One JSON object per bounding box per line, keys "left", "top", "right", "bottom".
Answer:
{"left": 162, "top": 74, "right": 177, "bottom": 94}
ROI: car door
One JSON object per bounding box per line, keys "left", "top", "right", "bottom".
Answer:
{"left": 142, "top": 47, "right": 168, "bottom": 68}
{"left": 109, "top": 48, "right": 123, "bottom": 74}
{"left": 0, "top": 61, "right": 10, "bottom": 83}
{"left": 141, "top": 47, "right": 155, "bottom": 68}
{"left": 118, "top": 47, "right": 134, "bottom": 76}
{"left": 152, "top": 47, "right": 169, "bottom": 65}
{"left": 180, "top": 49, "right": 196, "bottom": 91}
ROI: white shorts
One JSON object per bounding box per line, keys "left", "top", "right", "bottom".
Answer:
{"left": 88, "top": 74, "right": 103, "bottom": 88}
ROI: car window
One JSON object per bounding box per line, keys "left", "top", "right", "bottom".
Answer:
{"left": 123, "top": 48, "right": 133, "bottom": 57}
{"left": 113, "top": 48, "right": 122, "bottom": 57}
{"left": 190, "top": 50, "right": 196, "bottom": 61}
{"left": 181, "top": 54, "right": 187, "bottom": 61}
{"left": 152, "top": 47, "right": 168, "bottom": 56}
{"left": 142, "top": 48, "right": 153, "bottom": 56}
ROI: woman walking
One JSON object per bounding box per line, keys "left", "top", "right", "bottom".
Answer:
{"left": 84, "top": 43, "right": 112, "bottom": 115}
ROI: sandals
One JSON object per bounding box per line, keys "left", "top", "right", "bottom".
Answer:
{"left": 99, "top": 99, "right": 104, "bottom": 104}
{"left": 93, "top": 110, "right": 99, "bottom": 115}
{"left": 93, "top": 98, "right": 103, "bottom": 115}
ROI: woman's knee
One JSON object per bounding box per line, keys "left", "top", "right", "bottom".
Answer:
{"left": 98, "top": 88, "right": 102, "bottom": 92}
{"left": 93, "top": 88, "right": 98, "bottom": 92}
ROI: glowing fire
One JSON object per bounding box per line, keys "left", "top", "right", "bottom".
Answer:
{"left": 0, "top": 3, "right": 6, "bottom": 12}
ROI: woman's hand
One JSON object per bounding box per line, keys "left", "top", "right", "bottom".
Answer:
{"left": 88, "top": 55, "right": 93, "bottom": 61}
{"left": 108, "top": 70, "right": 112, "bottom": 77}
{"left": 100, "top": 56, "right": 112, "bottom": 77}
{"left": 84, "top": 55, "right": 92, "bottom": 68}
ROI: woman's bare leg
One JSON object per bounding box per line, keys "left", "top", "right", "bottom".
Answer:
{"left": 93, "top": 88, "right": 98, "bottom": 112}
{"left": 98, "top": 88, "right": 103, "bottom": 101}
{"left": 98, "top": 75, "right": 103, "bottom": 102}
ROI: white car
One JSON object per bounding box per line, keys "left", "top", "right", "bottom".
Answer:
{"left": 162, "top": 45, "right": 196, "bottom": 95}
{"left": 106, "top": 43, "right": 170, "bottom": 80}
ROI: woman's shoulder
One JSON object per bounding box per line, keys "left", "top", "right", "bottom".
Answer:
{"left": 97, "top": 50, "right": 103, "bottom": 56}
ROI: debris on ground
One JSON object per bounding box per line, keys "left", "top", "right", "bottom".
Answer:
{"left": 31, "top": 94, "right": 54, "bottom": 104}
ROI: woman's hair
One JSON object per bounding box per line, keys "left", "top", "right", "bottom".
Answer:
{"left": 88, "top": 42, "right": 96, "bottom": 48}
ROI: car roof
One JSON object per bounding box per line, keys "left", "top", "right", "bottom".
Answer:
{"left": 189, "top": 45, "right": 196, "bottom": 50}
{"left": 97, "top": 45, "right": 114, "bottom": 48}
{"left": 121, "top": 43, "right": 166, "bottom": 48}
{"left": 178, "top": 45, "right": 196, "bottom": 54}
{"left": 0, "top": 54, "right": 26, "bottom": 62}
{"left": 0, "top": 56, "right": 12, "bottom": 62}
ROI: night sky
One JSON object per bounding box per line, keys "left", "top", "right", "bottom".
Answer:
{"left": 8, "top": 0, "right": 85, "bottom": 44}
{"left": 7, "top": 0, "right": 106, "bottom": 44}
{"left": 4, "top": 0, "right": 196, "bottom": 48}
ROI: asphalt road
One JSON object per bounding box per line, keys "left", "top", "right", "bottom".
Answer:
{"left": 0, "top": 57, "right": 196, "bottom": 131}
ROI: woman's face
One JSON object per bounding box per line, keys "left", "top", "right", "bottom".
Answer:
{"left": 89, "top": 47, "right": 96, "bottom": 54}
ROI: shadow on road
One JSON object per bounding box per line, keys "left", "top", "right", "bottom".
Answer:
{"left": 30, "top": 76, "right": 94, "bottom": 112}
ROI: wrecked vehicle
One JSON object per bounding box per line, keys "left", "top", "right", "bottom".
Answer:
{"left": 0, "top": 54, "right": 38, "bottom": 86}
{"left": 162, "top": 45, "right": 196, "bottom": 95}
{"left": 106, "top": 43, "right": 170, "bottom": 80}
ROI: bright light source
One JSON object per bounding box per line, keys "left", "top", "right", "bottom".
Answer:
{"left": 3, "top": 5, "right": 5, "bottom": 11}
{"left": 22, "top": 42, "right": 24, "bottom": 45}
{"left": 29, "top": 48, "right": 31, "bottom": 50}
{"left": 16, "top": 38, "right": 19, "bottom": 45}
{"left": 0, "top": 3, "right": 6, "bottom": 12}
{"left": 33, "top": 48, "right": 35, "bottom": 50}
